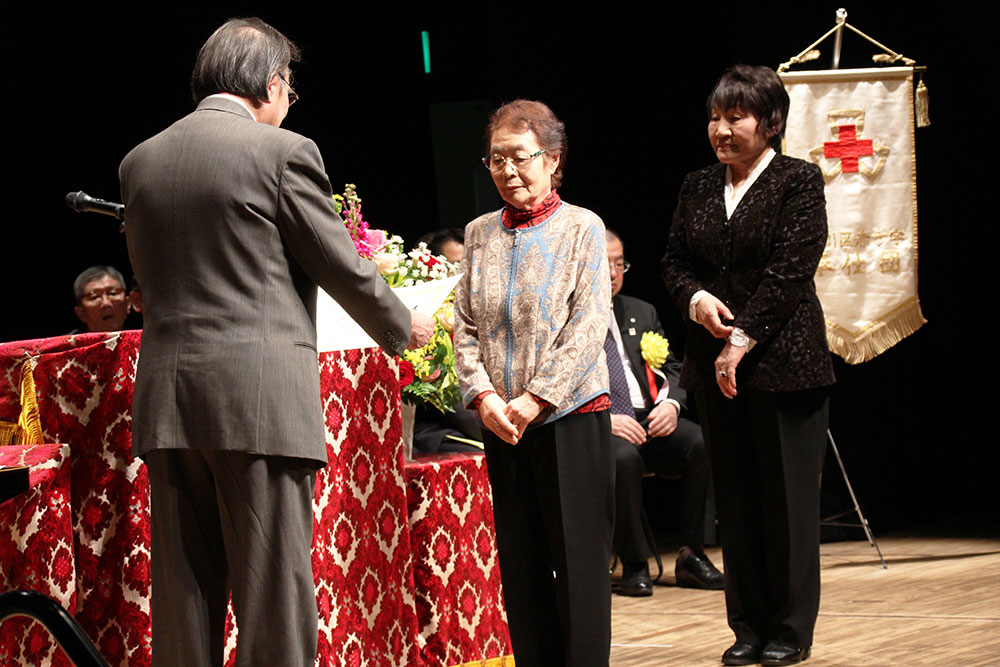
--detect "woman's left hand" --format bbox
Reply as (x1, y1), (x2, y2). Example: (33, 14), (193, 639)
(714, 342), (746, 399)
(505, 393), (544, 439)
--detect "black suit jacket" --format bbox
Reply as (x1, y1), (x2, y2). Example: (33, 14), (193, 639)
(661, 154), (835, 393)
(612, 293), (688, 416)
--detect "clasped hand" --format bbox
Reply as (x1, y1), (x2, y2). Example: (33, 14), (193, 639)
(477, 392), (543, 444)
(611, 401), (679, 446)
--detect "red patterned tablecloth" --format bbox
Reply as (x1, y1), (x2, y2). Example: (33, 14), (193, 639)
(312, 348), (422, 666)
(0, 444), (75, 666)
(1, 333), (508, 667)
(1, 333), (148, 666)
(405, 453), (512, 666)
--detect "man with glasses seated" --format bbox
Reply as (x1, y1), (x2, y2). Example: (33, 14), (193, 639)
(72, 265), (131, 333)
(605, 230), (723, 596)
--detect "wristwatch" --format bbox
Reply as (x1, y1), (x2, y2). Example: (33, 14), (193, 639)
(729, 327), (751, 348)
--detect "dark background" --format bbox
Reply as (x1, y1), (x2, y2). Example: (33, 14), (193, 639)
(6, 5), (991, 534)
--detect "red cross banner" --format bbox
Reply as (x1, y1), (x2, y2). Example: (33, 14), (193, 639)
(780, 67), (926, 364)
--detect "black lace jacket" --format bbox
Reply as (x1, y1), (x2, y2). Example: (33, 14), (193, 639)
(662, 155), (836, 393)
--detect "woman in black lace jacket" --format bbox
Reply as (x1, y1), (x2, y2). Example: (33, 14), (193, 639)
(662, 65), (835, 667)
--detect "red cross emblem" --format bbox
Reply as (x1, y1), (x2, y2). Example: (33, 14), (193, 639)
(824, 125), (874, 173)
(809, 110), (889, 181)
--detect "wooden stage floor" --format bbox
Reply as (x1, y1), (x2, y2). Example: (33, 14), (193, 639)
(609, 531), (1000, 666)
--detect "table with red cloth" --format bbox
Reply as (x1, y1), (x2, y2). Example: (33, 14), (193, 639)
(0, 332), (510, 667)
(0, 444), (75, 666)
(405, 452), (512, 666)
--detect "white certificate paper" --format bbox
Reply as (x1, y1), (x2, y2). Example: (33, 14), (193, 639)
(316, 274), (462, 353)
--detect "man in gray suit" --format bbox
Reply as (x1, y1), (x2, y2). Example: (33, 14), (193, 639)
(120, 18), (433, 666)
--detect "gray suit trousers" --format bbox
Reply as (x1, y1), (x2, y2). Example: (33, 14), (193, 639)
(146, 450), (319, 667)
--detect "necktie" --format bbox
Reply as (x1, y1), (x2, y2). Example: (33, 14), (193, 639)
(604, 328), (635, 418)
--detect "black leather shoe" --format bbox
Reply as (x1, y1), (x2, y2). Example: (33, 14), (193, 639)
(722, 641), (761, 665)
(675, 551), (725, 589)
(760, 642), (811, 665)
(617, 562), (653, 597)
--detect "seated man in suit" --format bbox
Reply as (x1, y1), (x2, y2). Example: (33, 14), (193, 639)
(606, 230), (723, 596)
(72, 265), (130, 333)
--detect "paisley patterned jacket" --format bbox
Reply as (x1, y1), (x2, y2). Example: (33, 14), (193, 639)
(661, 155), (835, 393)
(455, 202), (611, 421)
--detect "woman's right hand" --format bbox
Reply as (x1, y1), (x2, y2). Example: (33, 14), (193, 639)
(695, 294), (735, 339)
(478, 393), (520, 445)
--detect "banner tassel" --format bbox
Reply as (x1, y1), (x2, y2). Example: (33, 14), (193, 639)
(915, 75), (931, 128)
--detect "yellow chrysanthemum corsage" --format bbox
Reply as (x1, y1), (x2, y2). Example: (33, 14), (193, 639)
(640, 331), (670, 370)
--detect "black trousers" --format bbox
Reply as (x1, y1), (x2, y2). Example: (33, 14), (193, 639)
(697, 387), (829, 649)
(612, 412), (709, 563)
(483, 411), (613, 667)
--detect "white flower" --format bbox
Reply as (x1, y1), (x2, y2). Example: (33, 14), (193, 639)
(374, 252), (400, 274)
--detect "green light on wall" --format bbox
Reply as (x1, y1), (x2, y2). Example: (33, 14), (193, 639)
(422, 31), (431, 74)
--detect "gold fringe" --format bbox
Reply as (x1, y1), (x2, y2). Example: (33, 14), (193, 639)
(915, 76), (930, 128)
(17, 358), (43, 444)
(0, 420), (19, 446)
(0, 358), (44, 447)
(447, 655), (516, 667)
(827, 301), (927, 365)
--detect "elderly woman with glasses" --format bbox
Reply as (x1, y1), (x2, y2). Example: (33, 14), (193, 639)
(662, 65), (836, 666)
(454, 99), (613, 666)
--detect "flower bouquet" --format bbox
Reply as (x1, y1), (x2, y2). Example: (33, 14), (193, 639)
(334, 184), (462, 413)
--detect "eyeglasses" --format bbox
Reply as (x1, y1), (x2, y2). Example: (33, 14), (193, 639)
(81, 286), (126, 305)
(609, 260), (631, 273)
(281, 75), (298, 106)
(482, 149), (546, 173)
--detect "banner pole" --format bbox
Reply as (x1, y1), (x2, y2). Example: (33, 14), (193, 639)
(831, 8), (847, 69)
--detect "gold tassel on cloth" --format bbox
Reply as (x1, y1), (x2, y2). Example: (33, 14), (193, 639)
(0, 421), (17, 447)
(0, 357), (44, 446)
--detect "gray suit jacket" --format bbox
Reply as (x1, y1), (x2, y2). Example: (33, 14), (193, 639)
(120, 96), (410, 464)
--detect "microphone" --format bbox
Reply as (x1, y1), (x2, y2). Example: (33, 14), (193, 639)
(66, 191), (125, 221)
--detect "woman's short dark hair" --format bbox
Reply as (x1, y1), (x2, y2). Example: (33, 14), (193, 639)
(191, 17), (301, 104)
(707, 65), (789, 150)
(485, 99), (568, 189)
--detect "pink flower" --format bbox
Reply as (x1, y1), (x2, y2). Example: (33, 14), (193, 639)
(366, 229), (388, 252)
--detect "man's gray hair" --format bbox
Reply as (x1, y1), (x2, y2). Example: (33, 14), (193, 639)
(73, 266), (125, 303)
(190, 17), (301, 104)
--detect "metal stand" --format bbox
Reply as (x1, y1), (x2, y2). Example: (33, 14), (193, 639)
(822, 429), (887, 568)
(0, 590), (109, 667)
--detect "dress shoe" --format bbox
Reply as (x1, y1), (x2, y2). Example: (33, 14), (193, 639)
(760, 642), (811, 665)
(616, 562), (653, 597)
(722, 641), (761, 666)
(675, 551), (725, 589)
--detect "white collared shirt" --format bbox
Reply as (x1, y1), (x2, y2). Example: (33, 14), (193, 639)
(724, 147), (776, 219)
(688, 147), (776, 350)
